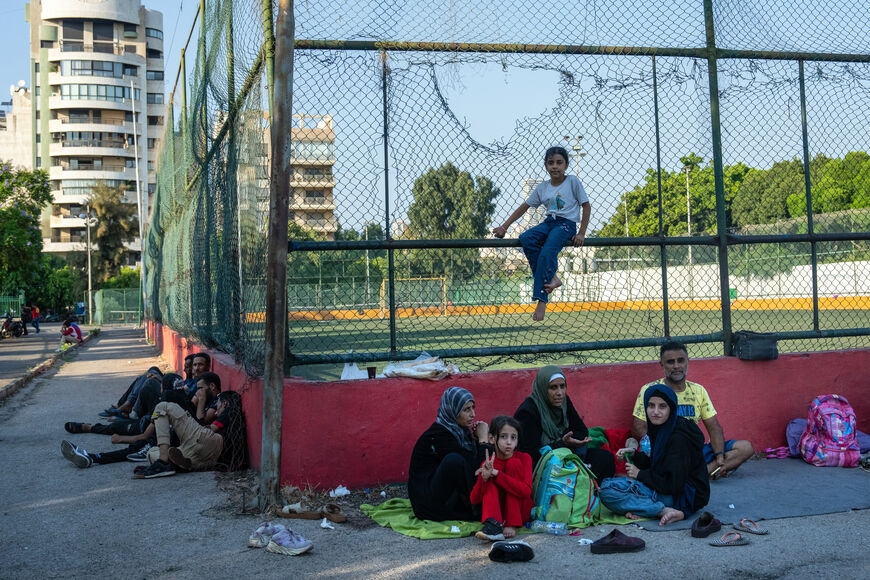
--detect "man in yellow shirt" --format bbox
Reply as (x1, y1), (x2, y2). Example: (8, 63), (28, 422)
(630, 341), (754, 479)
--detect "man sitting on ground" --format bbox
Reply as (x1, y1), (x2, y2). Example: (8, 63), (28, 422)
(184, 353), (211, 396)
(630, 341), (754, 480)
(138, 372), (247, 478)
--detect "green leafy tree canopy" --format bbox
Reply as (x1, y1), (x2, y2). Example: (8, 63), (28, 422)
(0, 162), (51, 295)
(406, 162), (499, 279)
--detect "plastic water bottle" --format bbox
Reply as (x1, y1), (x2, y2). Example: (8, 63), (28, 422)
(640, 435), (651, 455)
(530, 520), (568, 535)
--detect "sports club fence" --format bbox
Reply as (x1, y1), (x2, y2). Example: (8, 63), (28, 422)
(146, 0), (870, 378)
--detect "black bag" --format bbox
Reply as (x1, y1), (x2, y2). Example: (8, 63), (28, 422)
(732, 331), (778, 361)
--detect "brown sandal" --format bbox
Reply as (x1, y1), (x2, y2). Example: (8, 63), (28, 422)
(320, 503), (348, 523)
(275, 503), (321, 520)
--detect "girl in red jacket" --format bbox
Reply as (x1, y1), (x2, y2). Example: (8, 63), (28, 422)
(472, 415), (534, 540)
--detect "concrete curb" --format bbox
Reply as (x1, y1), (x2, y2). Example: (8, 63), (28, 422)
(0, 332), (98, 403)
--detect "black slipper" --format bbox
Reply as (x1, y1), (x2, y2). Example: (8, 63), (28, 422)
(64, 422), (85, 434)
(691, 511), (722, 538)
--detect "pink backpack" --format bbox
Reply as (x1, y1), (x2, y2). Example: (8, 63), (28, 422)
(799, 394), (860, 467)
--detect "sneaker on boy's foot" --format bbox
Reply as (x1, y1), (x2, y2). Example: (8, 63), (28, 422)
(126, 443), (152, 462)
(475, 517), (505, 542)
(137, 459), (176, 479)
(489, 540), (535, 563)
(167, 447), (193, 471)
(248, 522), (287, 548)
(265, 529), (313, 556)
(61, 439), (93, 468)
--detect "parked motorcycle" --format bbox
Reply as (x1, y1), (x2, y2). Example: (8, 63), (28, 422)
(0, 314), (23, 339)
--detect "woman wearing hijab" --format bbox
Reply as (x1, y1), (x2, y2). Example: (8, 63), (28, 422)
(408, 386), (492, 521)
(598, 384), (710, 526)
(513, 365), (615, 480)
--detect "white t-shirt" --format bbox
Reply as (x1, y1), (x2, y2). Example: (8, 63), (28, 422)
(525, 174), (589, 223)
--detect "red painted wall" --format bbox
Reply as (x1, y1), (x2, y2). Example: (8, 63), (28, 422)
(147, 321), (870, 489)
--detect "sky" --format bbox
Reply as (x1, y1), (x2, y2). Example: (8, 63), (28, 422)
(2, 1), (867, 234)
(0, 1), (200, 104)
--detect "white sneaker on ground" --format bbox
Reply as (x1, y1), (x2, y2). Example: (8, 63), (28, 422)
(265, 529), (313, 556)
(248, 522), (287, 548)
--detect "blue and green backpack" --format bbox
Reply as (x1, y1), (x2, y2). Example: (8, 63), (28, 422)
(531, 446), (600, 527)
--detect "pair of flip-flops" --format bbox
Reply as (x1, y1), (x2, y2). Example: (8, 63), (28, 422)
(764, 446), (789, 459)
(709, 518), (769, 546)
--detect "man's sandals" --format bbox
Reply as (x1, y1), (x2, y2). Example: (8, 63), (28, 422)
(276, 502), (347, 523)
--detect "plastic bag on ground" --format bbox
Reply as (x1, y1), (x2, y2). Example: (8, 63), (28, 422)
(382, 353), (459, 380)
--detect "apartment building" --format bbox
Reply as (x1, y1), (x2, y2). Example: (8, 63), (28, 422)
(27, 0), (164, 263)
(239, 112), (338, 239)
(0, 85), (33, 168)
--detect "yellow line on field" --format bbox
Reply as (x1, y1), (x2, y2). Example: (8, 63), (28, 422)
(243, 296), (870, 323)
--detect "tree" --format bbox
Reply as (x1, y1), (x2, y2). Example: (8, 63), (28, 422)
(0, 162), (51, 296)
(28, 255), (75, 312)
(89, 184), (139, 283)
(594, 155), (748, 266)
(406, 162), (499, 279)
(102, 266), (141, 289)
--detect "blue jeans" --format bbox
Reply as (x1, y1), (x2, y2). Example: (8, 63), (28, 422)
(598, 477), (674, 518)
(518, 216), (576, 303)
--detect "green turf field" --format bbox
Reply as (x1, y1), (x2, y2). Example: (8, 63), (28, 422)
(280, 307), (870, 380)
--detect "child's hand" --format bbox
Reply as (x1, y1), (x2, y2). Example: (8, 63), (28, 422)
(572, 233), (586, 247)
(492, 225), (507, 238)
(478, 449), (496, 480)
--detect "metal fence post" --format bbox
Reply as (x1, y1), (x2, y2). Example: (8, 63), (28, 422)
(652, 55), (670, 337)
(703, 0), (733, 355)
(225, 1), (242, 354)
(799, 60), (821, 331)
(381, 50), (397, 358)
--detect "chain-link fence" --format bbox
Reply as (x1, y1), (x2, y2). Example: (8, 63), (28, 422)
(92, 288), (141, 325)
(145, 0), (870, 378)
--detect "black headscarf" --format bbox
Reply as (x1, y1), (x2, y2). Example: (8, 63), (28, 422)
(644, 383), (678, 467)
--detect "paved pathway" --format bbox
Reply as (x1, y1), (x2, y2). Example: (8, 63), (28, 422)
(0, 327), (868, 579)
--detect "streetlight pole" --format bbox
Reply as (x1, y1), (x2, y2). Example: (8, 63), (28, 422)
(82, 202), (93, 325)
(131, 79), (145, 323)
(683, 164), (694, 299)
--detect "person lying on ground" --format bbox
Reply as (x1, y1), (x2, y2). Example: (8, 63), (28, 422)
(513, 365), (615, 481)
(61, 374), (186, 468)
(630, 341), (754, 479)
(62, 373), (247, 473)
(409, 386), (492, 522)
(137, 388), (247, 478)
(102, 367), (164, 419)
(599, 383), (710, 526)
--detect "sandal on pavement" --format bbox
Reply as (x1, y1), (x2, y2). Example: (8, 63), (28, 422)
(320, 503), (348, 523)
(275, 503), (321, 520)
(709, 531), (749, 547)
(764, 446), (789, 459)
(734, 518), (769, 535)
(64, 422), (85, 434)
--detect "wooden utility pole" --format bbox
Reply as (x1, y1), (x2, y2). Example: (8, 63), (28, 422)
(260, 0), (294, 508)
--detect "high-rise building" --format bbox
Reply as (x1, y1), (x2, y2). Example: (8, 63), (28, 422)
(27, 0), (164, 263)
(246, 112), (338, 239)
(0, 84), (33, 168)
